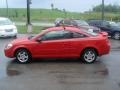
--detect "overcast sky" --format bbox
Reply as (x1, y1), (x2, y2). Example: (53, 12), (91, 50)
(0, 0), (119, 12)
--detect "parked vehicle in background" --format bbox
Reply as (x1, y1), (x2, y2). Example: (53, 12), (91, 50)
(4, 26), (110, 64)
(54, 18), (63, 26)
(0, 17), (17, 38)
(88, 20), (120, 40)
(72, 20), (101, 33)
(116, 22), (120, 26)
(54, 18), (101, 33)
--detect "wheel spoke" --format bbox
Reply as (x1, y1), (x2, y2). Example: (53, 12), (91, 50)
(83, 50), (96, 63)
(114, 33), (120, 40)
(17, 51), (29, 63)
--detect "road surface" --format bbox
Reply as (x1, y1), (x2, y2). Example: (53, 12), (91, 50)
(0, 35), (120, 90)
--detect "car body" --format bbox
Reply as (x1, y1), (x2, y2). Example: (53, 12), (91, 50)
(4, 26), (110, 64)
(117, 22), (120, 26)
(54, 18), (101, 33)
(0, 17), (17, 38)
(88, 20), (120, 40)
(72, 20), (101, 33)
(54, 18), (63, 26)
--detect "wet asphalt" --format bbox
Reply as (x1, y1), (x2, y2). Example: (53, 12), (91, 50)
(0, 35), (120, 90)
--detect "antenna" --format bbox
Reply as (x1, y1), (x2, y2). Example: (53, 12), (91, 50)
(61, 20), (66, 30)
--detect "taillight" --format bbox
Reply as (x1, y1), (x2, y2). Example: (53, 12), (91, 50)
(99, 32), (108, 37)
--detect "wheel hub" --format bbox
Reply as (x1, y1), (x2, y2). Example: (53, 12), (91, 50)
(84, 51), (95, 62)
(17, 51), (28, 62)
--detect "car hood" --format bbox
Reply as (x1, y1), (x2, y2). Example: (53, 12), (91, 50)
(10, 37), (30, 45)
(0, 25), (16, 30)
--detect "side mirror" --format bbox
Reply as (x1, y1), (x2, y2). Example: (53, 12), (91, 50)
(36, 38), (42, 42)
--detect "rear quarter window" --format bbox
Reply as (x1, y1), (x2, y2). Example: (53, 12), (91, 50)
(72, 32), (87, 38)
(83, 30), (98, 36)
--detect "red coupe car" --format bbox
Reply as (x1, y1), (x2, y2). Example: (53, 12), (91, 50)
(4, 26), (110, 64)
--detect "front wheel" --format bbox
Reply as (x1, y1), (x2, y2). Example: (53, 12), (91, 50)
(81, 49), (97, 64)
(15, 49), (31, 64)
(113, 32), (120, 40)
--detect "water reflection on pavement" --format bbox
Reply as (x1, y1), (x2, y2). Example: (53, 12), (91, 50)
(0, 35), (120, 90)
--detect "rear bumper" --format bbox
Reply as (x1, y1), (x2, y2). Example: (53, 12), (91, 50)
(99, 42), (111, 56)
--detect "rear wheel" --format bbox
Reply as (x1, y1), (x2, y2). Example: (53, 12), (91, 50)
(15, 49), (31, 64)
(81, 49), (97, 64)
(113, 32), (120, 40)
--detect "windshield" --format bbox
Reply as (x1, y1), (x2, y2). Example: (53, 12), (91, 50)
(0, 19), (13, 25)
(74, 20), (89, 26)
(109, 21), (119, 27)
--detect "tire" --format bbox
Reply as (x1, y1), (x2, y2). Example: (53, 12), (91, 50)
(13, 35), (17, 39)
(15, 49), (31, 64)
(81, 49), (97, 64)
(113, 32), (120, 40)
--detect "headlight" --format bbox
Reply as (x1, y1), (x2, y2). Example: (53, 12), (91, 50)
(5, 43), (13, 49)
(13, 27), (18, 32)
(13, 27), (17, 30)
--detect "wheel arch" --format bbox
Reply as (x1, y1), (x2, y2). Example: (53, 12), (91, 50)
(14, 47), (32, 57)
(80, 47), (99, 57)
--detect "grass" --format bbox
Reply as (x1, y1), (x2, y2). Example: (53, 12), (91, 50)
(9, 8), (120, 34)
(1, 8), (120, 34)
(0, 8), (82, 22)
(17, 25), (44, 34)
(0, 8), (120, 22)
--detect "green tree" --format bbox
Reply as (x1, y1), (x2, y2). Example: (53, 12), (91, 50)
(93, 4), (120, 13)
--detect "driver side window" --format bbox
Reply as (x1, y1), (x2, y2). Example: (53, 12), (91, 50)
(41, 30), (72, 41)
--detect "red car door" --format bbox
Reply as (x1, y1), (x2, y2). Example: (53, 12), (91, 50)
(33, 30), (74, 58)
(33, 30), (88, 58)
(34, 39), (69, 57)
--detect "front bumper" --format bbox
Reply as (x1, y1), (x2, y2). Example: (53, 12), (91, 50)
(4, 48), (14, 58)
(0, 30), (17, 37)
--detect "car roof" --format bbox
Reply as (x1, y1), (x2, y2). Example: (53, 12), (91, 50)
(46, 26), (84, 33)
(0, 17), (8, 20)
(38, 26), (86, 36)
(33, 26), (95, 40)
(88, 19), (107, 22)
(46, 26), (93, 36)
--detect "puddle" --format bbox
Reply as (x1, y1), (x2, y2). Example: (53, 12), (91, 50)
(7, 69), (21, 76)
(94, 69), (109, 76)
(59, 80), (102, 85)
(118, 82), (120, 87)
(0, 71), (7, 79)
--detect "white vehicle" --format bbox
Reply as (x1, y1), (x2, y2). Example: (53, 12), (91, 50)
(0, 17), (17, 38)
